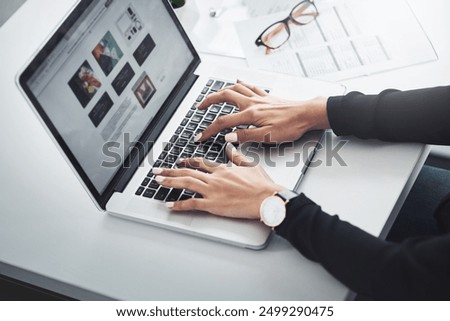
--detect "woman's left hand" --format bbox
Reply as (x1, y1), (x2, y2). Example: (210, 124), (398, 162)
(153, 144), (284, 219)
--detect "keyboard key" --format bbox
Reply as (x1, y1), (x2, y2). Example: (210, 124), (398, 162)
(186, 123), (198, 131)
(184, 144), (196, 154)
(135, 186), (145, 196)
(201, 87), (209, 95)
(195, 109), (206, 115)
(209, 143), (223, 153)
(206, 79), (214, 87)
(200, 121), (212, 128)
(203, 138), (215, 146)
(161, 162), (172, 168)
(181, 118), (189, 126)
(141, 177), (151, 186)
(153, 160), (163, 168)
(164, 143), (173, 152)
(148, 180), (160, 189)
(175, 139), (188, 147)
(166, 154), (178, 164)
(170, 135), (178, 143)
(206, 152), (218, 161)
(222, 105), (234, 113)
(170, 146), (183, 155)
(197, 145), (209, 154)
(196, 95), (204, 102)
(190, 104), (197, 110)
(186, 110), (194, 118)
(194, 193), (203, 199)
(143, 189), (156, 198)
(180, 152), (191, 159)
(211, 80), (225, 91)
(225, 82), (235, 87)
(184, 190), (195, 196)
(175, 126), (183, 135)
(205, 113), (216, 122)
(154, 187), (170, 201)
(158, 151), (168, 160)
(216, 135), (226, 144)
(166, 189), (183, 202)
(216, 152), (227, 164)
(237, 124), (250, 129)
(210, 105), (221, 113)
(191, 115), (202, 123)
(179, 194), (192, 201)
(181, 131), (193, 139)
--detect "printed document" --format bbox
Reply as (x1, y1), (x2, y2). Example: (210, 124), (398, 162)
(236, 0), (437, 81)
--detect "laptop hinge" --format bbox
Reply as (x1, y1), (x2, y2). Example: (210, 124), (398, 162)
(113, 71), (200, 194)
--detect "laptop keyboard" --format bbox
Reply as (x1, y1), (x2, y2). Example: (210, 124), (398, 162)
(135, 79), (246, 202)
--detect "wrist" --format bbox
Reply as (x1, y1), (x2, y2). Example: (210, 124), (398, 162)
(300, 96), (330, 132)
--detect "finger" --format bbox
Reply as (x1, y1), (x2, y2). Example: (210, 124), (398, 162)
(220, 84), (254, 97)
(178, 157), (224, 173)
(167, 198), (209, 212)
(225, 143), (255, 167)
(237, 80), (268, 96)
(152, 167), (210, 183)
(225, 127), (276, 144)
(155, 176), (208, 194)
(198, 89), (247, 110)
(194, 112), (252, 142)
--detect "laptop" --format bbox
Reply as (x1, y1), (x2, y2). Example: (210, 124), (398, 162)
(18, 0), (344, 249)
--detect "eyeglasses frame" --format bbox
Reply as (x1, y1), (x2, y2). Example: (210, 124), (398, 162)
(255, 0), (319, 50)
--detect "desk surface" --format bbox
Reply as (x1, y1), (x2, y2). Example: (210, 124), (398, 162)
(0, 0), (446, 300)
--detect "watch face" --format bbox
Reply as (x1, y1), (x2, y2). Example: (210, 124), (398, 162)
(260, 196), (286, 227)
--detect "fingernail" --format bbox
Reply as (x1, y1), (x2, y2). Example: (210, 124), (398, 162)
(152, 168), (163, 175)
(194, 102), (200, 109)
(166, 202), (174, 209)
(194, 132), (203, 142)
(176, 158), (185, 164)
(155, 176), (165, 183)
(225, 132), (238, 143)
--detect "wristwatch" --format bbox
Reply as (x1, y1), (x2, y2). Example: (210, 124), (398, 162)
(260, 190), (298, 228)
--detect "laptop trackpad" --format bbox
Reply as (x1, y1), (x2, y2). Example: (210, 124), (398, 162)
(111, 195), (194, 226)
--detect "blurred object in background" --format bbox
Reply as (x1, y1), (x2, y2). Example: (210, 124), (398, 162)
(170, 0), (186, 9)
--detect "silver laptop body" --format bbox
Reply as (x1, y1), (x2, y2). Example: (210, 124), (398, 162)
(18, 0), (344, 249)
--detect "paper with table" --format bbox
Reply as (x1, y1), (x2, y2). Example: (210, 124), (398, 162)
(235, 0), (438, 81)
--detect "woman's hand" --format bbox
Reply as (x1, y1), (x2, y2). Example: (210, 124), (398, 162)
(194, 80), (330, 144)
(153, 144), (284, 219)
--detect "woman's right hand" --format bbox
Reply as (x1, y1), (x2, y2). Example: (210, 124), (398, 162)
(194, 80), (330, 144)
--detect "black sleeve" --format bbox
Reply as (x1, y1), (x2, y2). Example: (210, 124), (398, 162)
(327, 86), (450, 145)
(275, 194), (450, 300)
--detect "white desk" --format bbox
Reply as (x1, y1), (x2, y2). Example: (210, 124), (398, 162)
(0, 0), (444, 300)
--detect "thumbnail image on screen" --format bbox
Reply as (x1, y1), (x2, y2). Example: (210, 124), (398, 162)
(68, 60), (102, 108)
(92, 31), (124, 76)
(132, 72), (156, 108)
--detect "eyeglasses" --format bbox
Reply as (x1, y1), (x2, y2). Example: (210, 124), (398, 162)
(255, 0), (319, 54)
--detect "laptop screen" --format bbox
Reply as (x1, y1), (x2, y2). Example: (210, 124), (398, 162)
(20, 0), (197, 203)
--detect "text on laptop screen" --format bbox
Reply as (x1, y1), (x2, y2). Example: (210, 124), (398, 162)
(26, 0), (194, 193)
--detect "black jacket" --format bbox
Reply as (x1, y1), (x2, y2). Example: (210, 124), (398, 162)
(275, 86), (450, 300)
